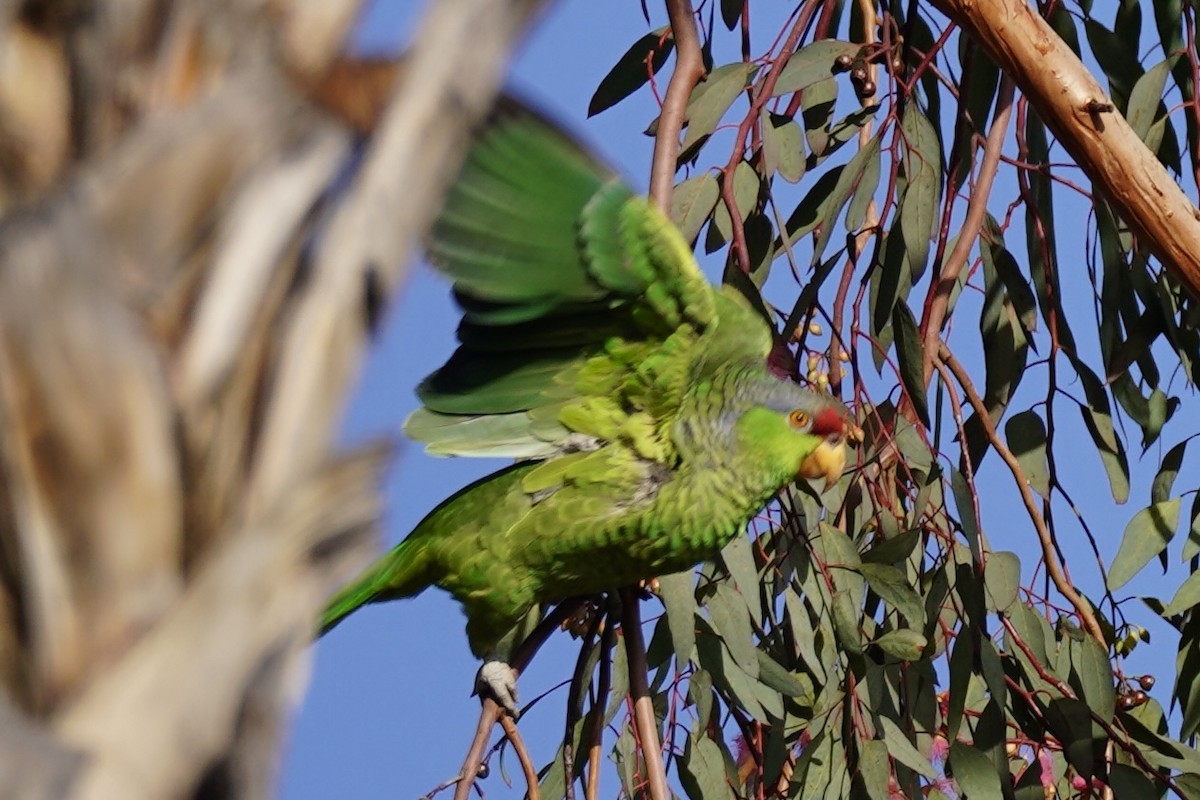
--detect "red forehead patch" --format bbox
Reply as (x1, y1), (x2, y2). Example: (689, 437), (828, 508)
(811, 406), (845, 436)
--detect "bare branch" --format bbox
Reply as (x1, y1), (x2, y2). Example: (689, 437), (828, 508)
(649, 0), (706, 213)
(919, 75), (1014, 383)
(620, 588), (669, 800)
(934, 343), (1105, 646)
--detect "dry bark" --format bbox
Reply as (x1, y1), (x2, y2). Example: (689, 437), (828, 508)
(0, 1), (547, 798)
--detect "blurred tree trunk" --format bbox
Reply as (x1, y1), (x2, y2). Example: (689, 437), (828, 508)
(0, 1), (545, 798)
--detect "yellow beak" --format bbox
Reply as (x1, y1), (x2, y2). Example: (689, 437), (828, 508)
(798, 440), (847, 491)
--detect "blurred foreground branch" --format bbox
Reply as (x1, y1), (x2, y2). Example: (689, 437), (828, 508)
(0, 1), (548, 798)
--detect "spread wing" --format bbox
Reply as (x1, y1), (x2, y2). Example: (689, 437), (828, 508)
(405, 102), (772, 480)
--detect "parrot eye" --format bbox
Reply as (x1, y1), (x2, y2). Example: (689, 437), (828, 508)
(788, 410), (810, 429)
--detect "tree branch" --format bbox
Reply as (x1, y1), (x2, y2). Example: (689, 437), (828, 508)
(649, 0), (706, 213)
(620, 587), (669, 800)
(934, 343), (1105, 647)
(930, 0), (1200, 298)
(919, 75), (1014, 384)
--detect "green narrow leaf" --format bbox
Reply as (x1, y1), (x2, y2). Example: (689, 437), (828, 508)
(705, 581), (759, 678)
(679, 733), (737, 800)
(878, 716), (936, 778)
(983, 551), (1020, 612)
(1108, 499), (1182, 589)
(811, 133), (882, 263)
(1044, 697), (1103, 780)
(811, 104), (881, 166)
(720, 535), (762, 626)
(832, 589), (863, 655)
(846, 141), (882, 232)
(589, 28), (674, 117)
(1073, 635), (1116, 722)
(658, 571), (698, 665)
(759, 110), (779, 178)
(1074, 363), (1130, 504)
(857, 739), (891, 800)
(873, 629), (928, 660)
(948, 742), (1003, 800)
(782, 166), (842, 243)
(858, 562), (926, 626)
(1084, 18), (1142, 106)
(771, 40), (861, 96)
(871, 224), (909, 340)
(947, 628), (972, 739)
(689, 668), (714, 729)
(681, 62), (757, 151)
(1107, 764), (1160, 799)
(892, 302), (930, 427)
(1005, 410), (1050, 498)
(719, 0), (741, 30)
(1152, 439), (1188, 504)
(1183, 492), (1200, 562)
(861, 528), (921, 565)
(755, 650), (813, 698)
(671, 172), (720, 245)
(899, 106), (942, 279)
(771, 114), (807, 183)
(956, 46), (999, 192)
(1163, 569), (1200, 616)
(951, 469), (982, 561)
(612, 725), (638, 796)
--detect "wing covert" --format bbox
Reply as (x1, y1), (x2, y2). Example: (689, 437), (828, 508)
(407, 101), (772, 466)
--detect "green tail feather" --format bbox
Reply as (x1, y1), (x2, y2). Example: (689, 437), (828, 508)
(319, 538), (431, 635)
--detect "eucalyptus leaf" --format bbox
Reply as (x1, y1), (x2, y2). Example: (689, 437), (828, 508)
(1108, 499), (1182, 589)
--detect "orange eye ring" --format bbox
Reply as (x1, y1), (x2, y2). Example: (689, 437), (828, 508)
(788, 410), (810, 429)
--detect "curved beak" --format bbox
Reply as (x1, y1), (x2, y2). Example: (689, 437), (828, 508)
(797, 440), (847, 491)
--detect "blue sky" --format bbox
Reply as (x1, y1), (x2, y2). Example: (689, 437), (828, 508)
(282, 5), (666, 798)
(281, 3), (1192, 798)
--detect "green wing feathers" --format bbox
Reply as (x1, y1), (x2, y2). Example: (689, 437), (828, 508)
(408, 104), (753, 463)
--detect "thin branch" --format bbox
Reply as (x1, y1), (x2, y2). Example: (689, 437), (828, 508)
(586, 599), (618, 800)
(934, 343), (1105, 646)
(649, 0), (706, 213)
(919, 75), (1014, 384)
(453, 599), (586, 800)
(499, 715), (540, 800)
(619, 587), (669, 800)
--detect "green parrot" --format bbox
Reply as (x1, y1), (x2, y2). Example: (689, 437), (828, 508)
(321, 103), (853, 712)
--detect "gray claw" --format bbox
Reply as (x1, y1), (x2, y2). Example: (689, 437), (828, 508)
(476, 660), (519, 716)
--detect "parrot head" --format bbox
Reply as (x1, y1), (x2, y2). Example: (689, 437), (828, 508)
(791, 403), (854, 490)
(727, 375), (857, 491)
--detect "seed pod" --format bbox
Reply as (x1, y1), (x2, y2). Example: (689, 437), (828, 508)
(1139, 674), (1156, 690)
(858, 80), (877, 99)
(834, 53), (854, 72)
(850, 66), (868, 83)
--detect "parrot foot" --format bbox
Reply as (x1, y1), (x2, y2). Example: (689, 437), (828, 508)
(476, 660), (519, 716)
